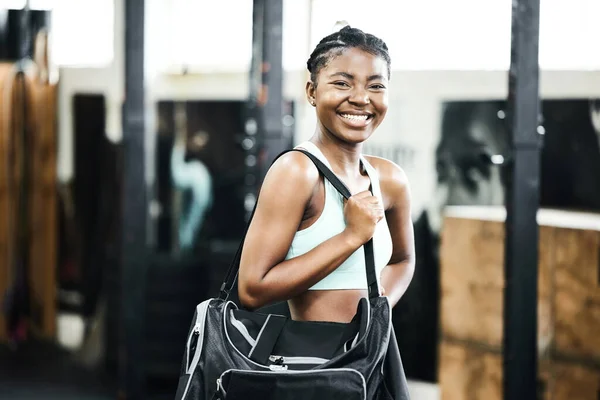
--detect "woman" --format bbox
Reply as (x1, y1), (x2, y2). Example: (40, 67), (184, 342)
(238, 26), (415, 324)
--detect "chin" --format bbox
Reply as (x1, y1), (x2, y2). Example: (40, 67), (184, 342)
(321, 120), (376, 145)
(338, 128), (374, 144)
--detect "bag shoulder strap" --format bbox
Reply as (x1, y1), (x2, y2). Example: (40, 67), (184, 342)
(219, 148), (379, 301)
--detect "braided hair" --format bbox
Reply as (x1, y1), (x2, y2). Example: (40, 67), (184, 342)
(306, 26), (391, 85)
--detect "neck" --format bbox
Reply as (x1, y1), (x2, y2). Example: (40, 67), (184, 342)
(309, 130), (363, 178)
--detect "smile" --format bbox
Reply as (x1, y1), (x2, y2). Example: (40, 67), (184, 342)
(340, 113), (369, 121)
(338, 113), (373, 127)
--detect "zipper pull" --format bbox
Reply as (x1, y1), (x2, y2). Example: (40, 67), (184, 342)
(187, 328), (201, 370)
(269, 355), (285, 365)
(216, 378), (225, 398)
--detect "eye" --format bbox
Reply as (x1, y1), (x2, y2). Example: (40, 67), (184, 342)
(370, 84), (386, 90)
(332, 81), (350, 88)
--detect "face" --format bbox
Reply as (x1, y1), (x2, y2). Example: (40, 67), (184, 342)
(306, 47), (389, 144)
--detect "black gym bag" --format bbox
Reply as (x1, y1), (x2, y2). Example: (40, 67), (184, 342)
(174, 149), (410, 400)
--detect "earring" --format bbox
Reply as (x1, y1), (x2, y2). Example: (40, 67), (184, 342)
(310, 100), (316, 106)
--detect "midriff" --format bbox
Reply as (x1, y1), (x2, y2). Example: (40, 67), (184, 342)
(288, 289), (368, 323)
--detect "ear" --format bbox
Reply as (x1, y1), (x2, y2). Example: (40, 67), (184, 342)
(305, 80), (316, 107)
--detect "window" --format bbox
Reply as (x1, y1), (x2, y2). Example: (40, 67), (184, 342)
(50, 0), (114, 67)
(20, 0), (592, 71)
(147, 0), (253, 73)
(0, 0), (114, 67)
(146, 0), (309, 74)
(310, 0), (600, 70)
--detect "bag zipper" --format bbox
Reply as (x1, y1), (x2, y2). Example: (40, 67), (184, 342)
(268, 355), (329, 365)
(223, 299), (373, 370)
(216, 368), (366, 400)
(180, 300), (211, 399)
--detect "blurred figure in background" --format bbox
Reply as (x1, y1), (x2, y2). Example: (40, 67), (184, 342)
(170, 103), (213, 251)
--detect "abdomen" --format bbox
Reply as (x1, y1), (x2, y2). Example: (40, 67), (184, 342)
(288, 289), (368, 323)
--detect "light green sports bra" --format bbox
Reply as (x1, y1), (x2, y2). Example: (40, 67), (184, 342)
(285, 142), (394, 290)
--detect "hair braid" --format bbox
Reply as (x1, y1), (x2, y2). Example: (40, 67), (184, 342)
(306, 26), (391, 84)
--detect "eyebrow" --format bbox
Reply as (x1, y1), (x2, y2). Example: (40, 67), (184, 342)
(328, 72), (387, 81)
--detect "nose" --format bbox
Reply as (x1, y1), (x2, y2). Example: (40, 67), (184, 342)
(348, 86), (370, 106)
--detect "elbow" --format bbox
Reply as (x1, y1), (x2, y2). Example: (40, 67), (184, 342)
(237, 281), (266, 311)
(238, 290), (261, 311)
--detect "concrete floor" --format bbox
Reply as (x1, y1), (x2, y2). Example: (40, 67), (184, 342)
(0, 341), (116, 400)
(407, 380), (440, 399)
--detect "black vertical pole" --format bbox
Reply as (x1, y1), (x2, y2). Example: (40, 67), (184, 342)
(121, 0), (146, 398)
(259, 0), (286, 181)
(244, 0), (284, 218)
(503, 0), (541, 399)
(242, 0), (265, 221)
(248, 0), (264, 110)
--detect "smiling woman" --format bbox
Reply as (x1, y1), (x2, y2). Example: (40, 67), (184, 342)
(238, 25), (414, 322)
(165, 25), (417, 400)
(234, 25), (413, 397)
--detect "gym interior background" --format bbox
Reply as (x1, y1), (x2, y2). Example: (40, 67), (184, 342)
(0, 0), (599, 399)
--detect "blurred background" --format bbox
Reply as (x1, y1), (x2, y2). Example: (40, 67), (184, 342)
(0, 0), (599, 399)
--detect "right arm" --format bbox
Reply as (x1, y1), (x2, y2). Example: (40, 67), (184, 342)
(237, 152), (382, 310)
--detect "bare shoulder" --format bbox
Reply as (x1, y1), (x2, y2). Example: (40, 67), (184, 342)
(266, 150), (320, 187)
(363, 155), (411, 208)
(244, 150), (321, 256)
(259, 150), (321, 203)
(364, 155), (409, 187)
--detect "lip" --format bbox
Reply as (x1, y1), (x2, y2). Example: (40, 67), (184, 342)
(337, 111), (373, 117)
(337, 112), (374, 128)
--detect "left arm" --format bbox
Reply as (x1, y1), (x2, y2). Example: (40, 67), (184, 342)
(369, 157), (416, 307)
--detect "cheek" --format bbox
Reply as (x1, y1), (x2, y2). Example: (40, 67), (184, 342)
(317, 88), (345, 105)
(376, 94), (389, 118)
(315, 92), (344, 119)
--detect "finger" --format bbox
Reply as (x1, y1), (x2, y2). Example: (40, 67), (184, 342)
(374, 208), (385, 221)
(353, 196), (379, 208)
(367, 196), (381, 205)
(368, 201), (384, 211)
(352, 190), (372, 199)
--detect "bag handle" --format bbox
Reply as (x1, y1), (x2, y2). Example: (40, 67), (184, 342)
(219, 149), (380, 301)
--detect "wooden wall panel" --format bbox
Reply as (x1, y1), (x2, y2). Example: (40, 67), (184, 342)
(0, 63), (15, 342)
(552, 360), (600, 400)
(439, 209), (600, 399)
(0, 60), (58, 343)
(439, 340), (600, 400)
(553, 228), (600, 361)
(27, 78), (58, 339)
(440, 217), (553, 351)
(438, 340), (503, 400)
(0, 62), (27, 343)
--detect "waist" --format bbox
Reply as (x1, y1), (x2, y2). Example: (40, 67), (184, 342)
(288, 289), (368, 323)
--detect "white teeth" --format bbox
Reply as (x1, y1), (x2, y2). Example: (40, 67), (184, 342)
(341, 114), (369, 121)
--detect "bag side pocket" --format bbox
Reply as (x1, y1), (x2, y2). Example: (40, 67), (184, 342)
(177, 300), (212, 399)
(217, 368), (366, 400)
